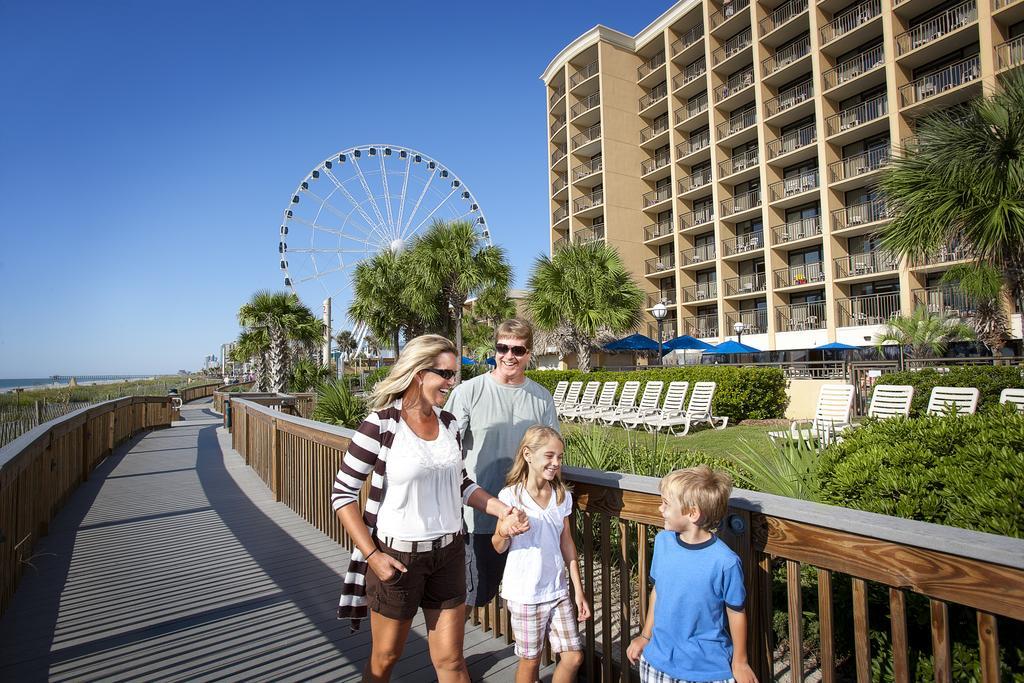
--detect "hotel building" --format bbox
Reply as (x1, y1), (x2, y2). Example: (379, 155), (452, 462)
(542, 0), (1023, 352)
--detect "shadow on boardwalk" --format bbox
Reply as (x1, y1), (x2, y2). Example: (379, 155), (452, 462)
(0, 402), (531, 681)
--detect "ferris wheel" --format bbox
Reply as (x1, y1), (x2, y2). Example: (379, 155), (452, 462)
(279, 144), (491, 312)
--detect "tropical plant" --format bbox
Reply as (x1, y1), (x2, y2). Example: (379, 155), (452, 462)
(526, 241), (644, 371)
(727, 433), (820, 501)
(231, 328), (270, 391)
(312, 379), (368, 429)
(238, 291), (323, 392)
(461, 320), (496, 364)
(877, 71), (1024, 316)
(405, 219), (512, 378)
(335, 329), (358, 360)
(289, 357), (333, 393)
(939, 263), (1010, 356)
(347, 249), (420, 355)
(873, 306), (975, 360)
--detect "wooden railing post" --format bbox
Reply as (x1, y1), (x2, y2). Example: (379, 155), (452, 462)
(81, 418), (91, 483)
(270, 417), (282, 502)
(107, 405), (116, 454)
(724, 509), (773, 683)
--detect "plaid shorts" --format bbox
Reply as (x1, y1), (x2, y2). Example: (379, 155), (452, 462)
(639, 655), (734, 683)
(506, 595), (583, 659)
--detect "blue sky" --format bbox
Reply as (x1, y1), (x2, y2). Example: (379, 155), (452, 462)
(0, 0), (670, 377)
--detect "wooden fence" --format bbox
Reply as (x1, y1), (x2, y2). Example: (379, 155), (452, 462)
(0, 396), (173, 615)
(226, 397), (1024, 682)
(178, 381), (225, 403)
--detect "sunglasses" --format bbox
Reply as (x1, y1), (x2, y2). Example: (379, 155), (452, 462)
(495, 343), (529, 357)
(424, 368), (457, 380)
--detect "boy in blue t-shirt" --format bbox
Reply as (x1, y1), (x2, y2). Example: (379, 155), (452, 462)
(626, 466), (757, 683)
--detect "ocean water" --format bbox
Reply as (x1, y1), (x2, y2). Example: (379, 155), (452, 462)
(0, 376), (157, 392)
(0, 378), (60, 391)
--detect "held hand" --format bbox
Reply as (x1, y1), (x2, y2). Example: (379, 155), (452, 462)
(576, 594), (591, 622)
(367, 550), (406, 582)
(732, 661), (757, 683)
(501, 505), (530, 536)
(626, 635), (648, 664)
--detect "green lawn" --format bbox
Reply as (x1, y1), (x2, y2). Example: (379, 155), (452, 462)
(559, 421), (778, 463)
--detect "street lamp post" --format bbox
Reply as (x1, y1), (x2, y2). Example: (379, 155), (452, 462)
(734, 320), (745, 345)
(652, 302), (668, 366)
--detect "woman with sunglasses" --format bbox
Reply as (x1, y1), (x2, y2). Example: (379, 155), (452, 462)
(331, 334), (528, 682)
(444, 318), (560, 610)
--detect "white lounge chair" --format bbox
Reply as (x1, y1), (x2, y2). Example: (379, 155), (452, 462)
(551, 380), (569, 407)
(866, 384), (914, 419)
(926, 386), (979, 416)
(1000, 387), (1024, 413)
(607, 381), (663, 427)
(556, 381), (583, 418)
(577, 382), (619, 422)
(561, 381), (601, 421)
(770, 383), (855, 446)
(625, 381), (688, 430)
(646, 381), (728, 436)
(589, 381), (640, 424)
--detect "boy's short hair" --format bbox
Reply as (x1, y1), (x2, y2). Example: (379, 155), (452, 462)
(495, 318), (533, 350)
(660, 466), (733, 532)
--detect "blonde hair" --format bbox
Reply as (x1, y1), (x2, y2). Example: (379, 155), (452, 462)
(368, 334), (457, 411)
(660, 466), (733, 532)
(504, 425), (568, 504)
(495, 318), (533, 350)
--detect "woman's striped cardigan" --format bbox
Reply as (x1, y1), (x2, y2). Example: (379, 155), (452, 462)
(330, 399), (480, 628)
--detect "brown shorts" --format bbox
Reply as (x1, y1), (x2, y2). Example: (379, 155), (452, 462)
(365, 535), (467, 620)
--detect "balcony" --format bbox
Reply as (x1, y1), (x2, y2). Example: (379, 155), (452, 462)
(766, 123), (816, 160)
(822, 44), (885, 94)
(834, 250), (899, 279)
(820, 0), (882, 50)
(713, 28), (753, 70)
(772, 216), (822, 245)
(572, 156), (603, 182)
(769, 170), (820, 204)
(680, 207), (715, 231)
(726, 309), (768, 334)
(644, 219), (675, 243)
(683, 313), (719, 338)
(674, 96), (709, 130)
(724, 273), (767, 296)
(831, 200), (889, 232)
(997, 36), (1024, 71)
(550, 115), (566, 137)
(715, 68), (754, 103)
(638, 51), (666, 81)
(777, 301), (827, 331)
(570, 60), (599, 89)
(825, 95), (887, 139)
(910, 243), (975, 269)
(774, 261), (826, 288)
(681, 244), (717, 266)
(552, 204), (569, 224)
(718, 148), (759, 179)
(549, 84), (565, 108)
(677, 131), (712, 163)
(641, 152), (672, 177)
(552, 175), (567, 196)
(640, 118), (671, 144)
(683, 282), (718, 302)
(723, 231), (764, 257)
(647, 291), (678, 307)
(761, 35), (811, 81)
(645, 254), (677, 274)
(828, 146), (889, 186)
(552, 236), (567, 251)
(648, 319), (679, 342)
(642, 185), (673, 209)
(710, 0), (751, 31)
(764, 80), (814, 123)
(912, 286), (978, 317)
(899, 56), (981, 109)
(720, 188), (761, 219)
(671, 24), (705, 58)
(760, 0), (809, 39)
(551, 145), (567, 166)
(679, 167), (713, 195)
(673, 58), (707, 93)
(716, 108), (757, 141)
(837, 292), (901, 326)
(573, 189), (604, 214)
(571, 91), (600, 120)
(639, 83), (669, 113)
(573, 225), (605, 245)
(896, 2), (977, 63)
(571, 123), (602, 153)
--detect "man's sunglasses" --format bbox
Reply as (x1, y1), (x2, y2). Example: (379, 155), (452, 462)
(424, 368), (457, 380)
(495, 343), (529, 357)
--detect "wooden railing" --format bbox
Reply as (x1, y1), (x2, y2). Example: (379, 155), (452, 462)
(179, 381), (225, 403)
(0, 395), (174, 615)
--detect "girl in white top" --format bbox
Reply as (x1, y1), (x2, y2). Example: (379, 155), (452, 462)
(493, 426), (591, 683)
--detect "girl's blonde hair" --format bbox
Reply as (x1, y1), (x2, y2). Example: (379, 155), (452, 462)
(504, 425), (568, 504)
(368, 334), (458, 411)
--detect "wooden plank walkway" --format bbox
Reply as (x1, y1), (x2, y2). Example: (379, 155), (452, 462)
(0, 400), (546, 682)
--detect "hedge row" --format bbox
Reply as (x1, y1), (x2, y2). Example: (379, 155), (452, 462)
(524, 366), (788, 422)
(875, 365), (1024, 416)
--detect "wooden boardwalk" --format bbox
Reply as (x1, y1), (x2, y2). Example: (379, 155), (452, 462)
(0, 400), (544, 682)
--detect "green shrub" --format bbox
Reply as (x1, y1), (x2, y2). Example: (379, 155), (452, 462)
(875, 365), (1023, 416)
(526, 366), (788, 422)
(363, 366), (391, 395)
(312, 380), (368, 429)
(817, 408), (1024, 538)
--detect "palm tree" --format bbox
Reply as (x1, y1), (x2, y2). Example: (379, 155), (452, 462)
(526, 241), (644, 371)
(335, 330), (358, 360)
(877, 71), (1024, 315)
(238, 291), (322, 392)
(874, 306), (975, 362)
(231, 328), (269, 391)
(940, 263), (1010, 356)
(405, 220), (512, 378)
(348, 249), (419, 356)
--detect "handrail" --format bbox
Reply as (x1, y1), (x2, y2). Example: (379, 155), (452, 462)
(683, 313), (719, 337)
(712, 27), (753, 66)
(762, 34), (811, 76)
(898, 56), (980, 107)
(674, 57), (707, 90)
(571, 91), (601, 119)
(766, 122), (816, 159)
(820, 0), (881, 46)
(574, 189), (604, 212)
(642, 185), (672, 208)
(637, 51), (666, 80)
(681, 243), (717, 266)
(721, 188), (761, 217)
(765, 79), (813, 117)
(831, 199), (889, 229)
(678, 129), (711, 157)
(725, 308), (768, 332)
(572, 155), (603, 180)
(772, 215), (822, 244)
(997, 36), (1024, 71)
(822, 43), (884, 90)
(679, 167), (713, 193)
(671, 24), (704, 55)
(716, 107), (756, 139)
(837, 291), (901, 326)
(825, 94), (887, 136)
(723, 230), (764, 256)
(769, 169), (819, 201)
(639, 83), (668, 111)
(570, 60), (599, 88)
(896, 1), (976, 56)
(571, 122), (602, 150)
(759, 0), (808, 35)
(774, 261), (826, 287)
(641, 152), (671, 176)
(715, 67), (754, 102)
(643, 219), (674, 242)
(674, 93), (708, 123)
(828, 146), (889, 182)
(777, 300), (828, 329)
(710, 0), (750, 29)
(681, 207), (715, 229)
(724, 272), (767, 296)
(718, 147), (759, 177)
(682, 281), (718, 301)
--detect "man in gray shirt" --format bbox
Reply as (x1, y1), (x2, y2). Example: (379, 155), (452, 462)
(445, 318), (559, 606)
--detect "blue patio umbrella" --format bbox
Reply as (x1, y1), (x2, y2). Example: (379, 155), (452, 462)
(604, 333), (660, 352)
(816, 342), (861, 351)
(485, 357), (496, 366)
(461, 356), (478, 365)
(663, 335), (715, 351)
(704, 340), (762, 355)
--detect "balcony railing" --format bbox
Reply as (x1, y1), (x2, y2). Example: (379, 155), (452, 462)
(837, 292), (901, 326)
(778, 301), (827, 330)
(684, 313), (719, 338)
(552, 175), (567, 194)
(571, 91), (600, 118)
(822, 44), (885, 90)
(679, 130), (712, 156)
(820, 0), (881, 46)
(681, 207), (715, 229)
(570, 60), (599, 88)
(648, 319), (679, 342)
(896, 1), (977, 56)
(683, 282), (718, 301)
(727, 309), (768, 334)
(674, 58), (707, 90)
(680, 167), (713, 194)
(770, 170), (820, 201)
(553, 204), (569, 223)
(899, 56), (981, 107)
(723, 231), (764, 256)
(638, 51), (666, 80)
(724, 273), (767, 296)
(645, 254), (677, 274)
(912, 286), (978, 317)
(551, 145), (567, 165)
(834, 249), (899, 278)
(573, 225), (605, 244)
(671, 24), (705, 55)
(713, 28), (753, 66)
(642, 186), (673, 208)
(997, 36), (1024, 71)
(682, 244), (717, 265)
(553, 236), (567, 251)
(675, 96), (709, 124)
(719, 147), (759, 177)
(710, 0), (751, 29)
(574, 189), (604, 213)
(760, 0), (809, 35)
(572, 156), (603, 180)
(721, 188), (761, 216)
(762, 35), (811, 76)
(767, 123), (816, 159)
(642, 152), (672, 176)
(550, 115), (565, 136)
(912, 243), (975, 267)
(716, 107), (757, 139)
(644, 219), (675, 241)
(772, 216), (822, 244)
(829, 146), (889, 183)
(639, 83), (669, 111)
(641, 118), (671, 143)
(774, 261), (826, 287)
(826, 95), (887, 136)
(647, 290), (678, 307)
(764, 79), (813, 117)
(715, 68), (754, 102)
(832, 200), (888, 229)
(549, 84), (565, 107)
(571, 122), (602, 150)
